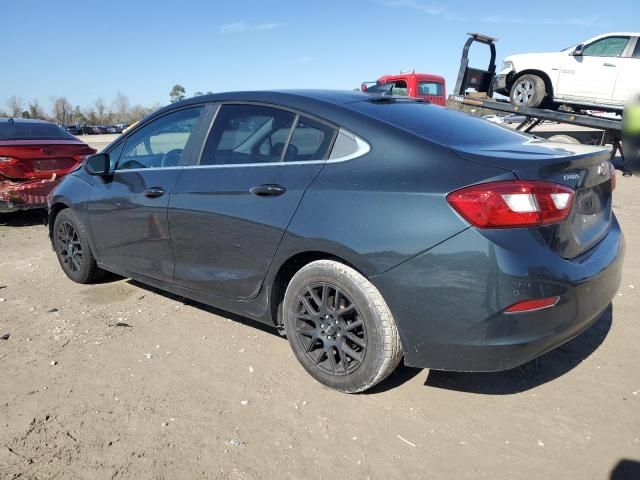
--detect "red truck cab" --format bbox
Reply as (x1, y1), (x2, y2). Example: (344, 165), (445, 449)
(361, 72), (447, 106)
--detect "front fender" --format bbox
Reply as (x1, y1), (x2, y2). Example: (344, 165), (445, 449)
(47, 173), (99, 259)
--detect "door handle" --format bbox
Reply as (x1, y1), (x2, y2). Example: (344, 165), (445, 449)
(143, 187), (165, 198)
(603, 63), (617, 67)
(250, 184), (286, 197)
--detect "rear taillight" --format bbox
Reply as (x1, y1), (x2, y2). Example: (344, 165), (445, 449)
(447, 180), (575, 228)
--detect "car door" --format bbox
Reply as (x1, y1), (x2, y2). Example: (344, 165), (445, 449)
(169, 103), (337, 299)
(87, 105), (208, 281)
(613, 37), (640, 104)
(557, 35), (631, 102)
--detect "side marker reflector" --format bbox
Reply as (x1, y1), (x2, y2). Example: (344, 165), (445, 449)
(504, 296), (560, 314)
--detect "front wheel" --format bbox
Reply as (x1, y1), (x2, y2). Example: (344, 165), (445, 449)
(509, 74), (547, 108)
(53, 208), (105, 284)
(283, 260), (403, 393)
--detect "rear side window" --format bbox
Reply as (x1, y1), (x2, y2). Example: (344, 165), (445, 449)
(633, 39), (640, 58)
(200, 104), (296, 165)
(418, 81), (444, 96)
(390, 80), (408, 97)
(582, 36), (630, 57)
(285, 117), (336, 162)
(0, 122), (76, 141)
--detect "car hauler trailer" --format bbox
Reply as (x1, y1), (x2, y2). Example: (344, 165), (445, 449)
(449, 33), (630, 175)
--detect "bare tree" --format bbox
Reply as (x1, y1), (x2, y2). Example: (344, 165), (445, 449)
(28, 99), (45, 119)
(94, 97), (106, 125)
(6, 96), (24, 117)
(112, 91), (130, 123)
(51, 96), (73, 125)
(129, 104), (149, 122)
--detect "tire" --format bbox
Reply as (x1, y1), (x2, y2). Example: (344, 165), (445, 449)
(53, 208), (105, 284)
(510, 74), (546, 108)
(547, 134), (581, 145)
(283, 260), (403, 393)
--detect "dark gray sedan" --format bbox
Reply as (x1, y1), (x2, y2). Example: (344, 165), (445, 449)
(48, 90), (623, 392)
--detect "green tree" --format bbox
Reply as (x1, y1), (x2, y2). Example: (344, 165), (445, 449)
(169, 84), (186, 103)
(73, 106), (87, 125)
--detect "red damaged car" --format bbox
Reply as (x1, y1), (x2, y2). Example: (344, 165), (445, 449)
(0, 118), (96, 212)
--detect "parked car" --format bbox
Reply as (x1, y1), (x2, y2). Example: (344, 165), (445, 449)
(48, 91), (623, 392)
(0, 118), (96, 212)
(361, 72), (447, 106)
(62, 125), (83, 135)
(80, 125), (95, 135)
(494, 32), (640, 110)
(502, 114), (527, 124)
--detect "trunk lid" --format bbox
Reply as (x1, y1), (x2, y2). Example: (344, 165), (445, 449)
(453, 138), (614, 258)
(0, 141), (95, 180)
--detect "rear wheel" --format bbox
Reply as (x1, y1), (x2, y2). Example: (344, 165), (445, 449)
(283, 260), (403, 393)
(510, 74), (546, 108)
(53, 209), (105, 284)
(547, 134), (581, 145)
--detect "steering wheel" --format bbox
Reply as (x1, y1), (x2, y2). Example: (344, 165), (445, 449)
(161, 149), (184, 167)
(118, 159), (146, 170)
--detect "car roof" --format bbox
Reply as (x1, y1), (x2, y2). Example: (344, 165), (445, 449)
(0, 117), (53, 124)
(149, 90), (393, 126)
(175, 90), (372, 108)
(378, 73), (446, 83)
(582, 32), (640, 43)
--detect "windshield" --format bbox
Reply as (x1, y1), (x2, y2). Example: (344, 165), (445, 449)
(363, 83), (394, 95)
(0, 122), (77, 141)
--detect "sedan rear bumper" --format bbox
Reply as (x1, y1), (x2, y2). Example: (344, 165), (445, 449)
(0, 178), (58, 212)
(370, 217), (624, 371)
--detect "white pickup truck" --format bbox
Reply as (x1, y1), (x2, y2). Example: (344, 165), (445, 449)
(494, 32), (640, 111)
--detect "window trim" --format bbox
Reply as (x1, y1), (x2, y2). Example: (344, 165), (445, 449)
(195, 101), (345, 168)
(186, 127), (369, 169)
(105, 101), (371, 172)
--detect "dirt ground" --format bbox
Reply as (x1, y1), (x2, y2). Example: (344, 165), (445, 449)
(1, 140), (639, 479)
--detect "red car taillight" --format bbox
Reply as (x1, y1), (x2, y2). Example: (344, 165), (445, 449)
(446, 180), (575, 228)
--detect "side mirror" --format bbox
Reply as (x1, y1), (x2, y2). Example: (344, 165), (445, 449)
(84, 153), (111, 176)
(572, 44), (584, 56)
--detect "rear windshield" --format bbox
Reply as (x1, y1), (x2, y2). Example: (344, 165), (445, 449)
(0, 122), (76, 141)
(349, 101), (527, 147)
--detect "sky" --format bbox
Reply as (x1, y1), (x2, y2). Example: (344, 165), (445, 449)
(2, 0), (639, 111)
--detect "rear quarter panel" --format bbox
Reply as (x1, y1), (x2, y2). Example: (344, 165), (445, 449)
(275, 126), (515, 277)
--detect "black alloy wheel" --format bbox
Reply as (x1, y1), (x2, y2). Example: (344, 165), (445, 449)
(294, 282), (367, 376)
(56, 220), (83, 274)
(52, 208), (105, 284)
